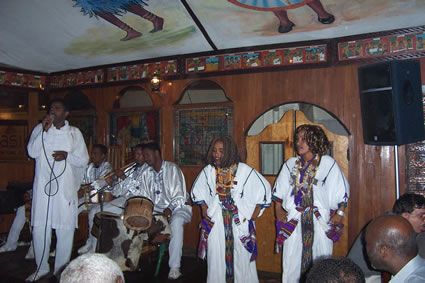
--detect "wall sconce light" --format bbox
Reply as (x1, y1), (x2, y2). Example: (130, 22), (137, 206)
(151, 72), (161, 92)
(150, 72), (167, 97)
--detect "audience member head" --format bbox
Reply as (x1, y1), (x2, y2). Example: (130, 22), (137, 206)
(365, 215), (417, 275)
(142, 142), (162, 170)
(60, 253), (124, 283)
(295, 124), (330, 156)
(305, 257), (365, 283)
(91, 144), (108, 166)
(392, 192), (425, 233)
(206, 136), (240, 168)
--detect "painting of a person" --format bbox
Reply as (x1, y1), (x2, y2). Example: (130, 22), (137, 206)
(228, 0), (335, 33)
(73, 0), (164, 41)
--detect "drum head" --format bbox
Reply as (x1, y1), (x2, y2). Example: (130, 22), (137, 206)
(124, 197), (153, 231)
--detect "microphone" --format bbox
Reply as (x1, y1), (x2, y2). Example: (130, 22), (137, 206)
(44, 114), (55, 132)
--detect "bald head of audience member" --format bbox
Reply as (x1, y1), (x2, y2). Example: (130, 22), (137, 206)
(306, 257), (365, 283)
(60, 253), (124, 283)
(365, 215), (418, 275)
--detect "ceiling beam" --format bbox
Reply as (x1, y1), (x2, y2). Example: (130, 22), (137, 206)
(180, 0), (217, 51)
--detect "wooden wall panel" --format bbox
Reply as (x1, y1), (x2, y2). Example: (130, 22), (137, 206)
(0, 162), (34, 190)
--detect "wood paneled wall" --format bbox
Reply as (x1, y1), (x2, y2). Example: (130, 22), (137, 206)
(2, 59), (424, 266)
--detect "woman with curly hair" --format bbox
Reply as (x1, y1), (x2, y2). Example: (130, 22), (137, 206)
(191, 136), (271, 282)
(273, 124), (349, 283)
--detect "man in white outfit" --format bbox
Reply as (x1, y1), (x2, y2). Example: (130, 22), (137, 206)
(76, 144), (113, 254)
(26, 98), (89, 281)
(140, 142), (192, 280)
(0, 191), (31, 254)
(78, 143), (148, 254)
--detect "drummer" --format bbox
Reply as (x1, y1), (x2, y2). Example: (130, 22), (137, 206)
(77, 144), (113, 254)
(139, 142), (192, 280)
(78, 143), (148, 255)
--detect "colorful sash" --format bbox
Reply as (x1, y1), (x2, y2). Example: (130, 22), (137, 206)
(240, 220), (258, 262)
(326, 209), (344, 242)
(275, 207), (344, 253)
(198, 215), (214, 260)
(275, 218), (299, 253)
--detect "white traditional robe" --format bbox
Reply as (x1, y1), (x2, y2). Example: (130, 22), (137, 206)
(27, 121), (88, 274)
(273, 155), (349, 283)
(78, 161), (113, 213)
(139, 161), (192, 269)
(82, 161), (113, 185)
(27, 121), (88, 229)
(111, 162), (148, 199)
(191, 163), (272, 283)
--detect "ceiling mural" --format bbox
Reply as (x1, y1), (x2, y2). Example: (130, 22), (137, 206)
(0, 0), (424, 73)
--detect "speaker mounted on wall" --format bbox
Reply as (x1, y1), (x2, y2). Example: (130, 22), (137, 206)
(358, 60), (425, 145)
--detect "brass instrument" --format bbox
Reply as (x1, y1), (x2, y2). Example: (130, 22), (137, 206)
(78, 161), (138, 208)
(102, 161), (138, 181)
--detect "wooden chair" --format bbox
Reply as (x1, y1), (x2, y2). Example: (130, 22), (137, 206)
(107, 143), (127, 170)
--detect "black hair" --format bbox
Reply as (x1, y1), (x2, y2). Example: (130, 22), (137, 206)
(205, 136), (240, 168)
(47, 98), (69, 113)
(92, 144), (107, 155)
(392, 193), (425, 215)
(306, 257), (365, 283)
(142, 142), (161, 156)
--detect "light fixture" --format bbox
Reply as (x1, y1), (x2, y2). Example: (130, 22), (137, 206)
(151, 72), (161, 93)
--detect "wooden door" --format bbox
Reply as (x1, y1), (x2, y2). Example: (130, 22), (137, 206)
(246, 110), (349, 273)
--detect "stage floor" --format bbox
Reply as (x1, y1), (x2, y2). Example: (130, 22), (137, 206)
(0, 243), (281, 282)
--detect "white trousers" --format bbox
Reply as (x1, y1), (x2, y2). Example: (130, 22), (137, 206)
(32, 226), (74, 274)
(4, 205), (27, 250)
(168, 205), (192, 269)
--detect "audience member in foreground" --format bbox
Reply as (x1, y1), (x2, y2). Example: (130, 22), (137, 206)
(306, 257), (365, 283)
(365, 215), (425, 283)
(60, 253), (124, 283)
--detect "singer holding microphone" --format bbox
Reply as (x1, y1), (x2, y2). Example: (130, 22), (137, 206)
(26, 98), (89, 281)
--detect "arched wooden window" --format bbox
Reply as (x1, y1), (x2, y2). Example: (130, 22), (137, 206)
(177, 80), (230, 104)
(113, 86), (153, 108)
(174, 80), (233, 166)
(110, 86), (158, 147)
(248, 102), (349, 176)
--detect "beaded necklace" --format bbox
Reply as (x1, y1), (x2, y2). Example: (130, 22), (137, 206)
(216, 163), (238, 196)
(290, 155), (320, 205)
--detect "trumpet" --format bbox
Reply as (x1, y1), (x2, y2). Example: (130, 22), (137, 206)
(103, 161), (138, 181)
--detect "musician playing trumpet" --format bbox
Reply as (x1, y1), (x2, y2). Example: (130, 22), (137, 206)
(78, 143), (148, 255)
(77, 144), (113, 255)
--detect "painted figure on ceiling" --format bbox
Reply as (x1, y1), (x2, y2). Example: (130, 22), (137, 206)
(73, 0), (164, 41)
(228, 0), (335, 33)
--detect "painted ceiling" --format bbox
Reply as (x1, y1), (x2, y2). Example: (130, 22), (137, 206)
(0, 0), (424, 73)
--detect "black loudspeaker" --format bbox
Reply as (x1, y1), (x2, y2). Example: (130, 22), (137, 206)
(358, 60), (424, 145)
